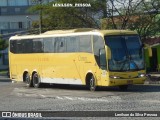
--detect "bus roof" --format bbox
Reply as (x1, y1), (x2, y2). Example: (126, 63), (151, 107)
(43, 28), (137, 35)
(10, 28), (138, 40)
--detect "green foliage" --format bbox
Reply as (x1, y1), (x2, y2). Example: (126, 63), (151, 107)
(28, 0), (160, 39)
(28, 0), (107, 31)
(129, 15), (160, 40)
(0, 36), (8, 58)
(0, 37), (8, 51)
(101, 0), (160, 39)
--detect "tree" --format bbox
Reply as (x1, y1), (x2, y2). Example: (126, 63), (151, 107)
(28, 0), (108, 31)
(101, 0), (160, 40)
(28, 0), (160, 39)
(0, 36), (8, 58)
(136, 0), (160, 40)
(103, 0), (144, 29)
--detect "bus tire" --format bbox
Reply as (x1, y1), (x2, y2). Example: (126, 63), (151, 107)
(119, 85), (128, 91)
(32, 73), (41, 88)
(24, 73), (33, 87)
(88, 75), (96, 91)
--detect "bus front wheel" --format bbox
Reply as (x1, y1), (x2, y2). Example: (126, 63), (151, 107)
(32, 73), (41, 88)
(89, 76), (96, 91)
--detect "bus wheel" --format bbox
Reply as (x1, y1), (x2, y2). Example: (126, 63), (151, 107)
(32, 73), (41, 88)
(119, 85), (128, 91)
(24, 73), (33, 87)
(89, 76), (96, 91)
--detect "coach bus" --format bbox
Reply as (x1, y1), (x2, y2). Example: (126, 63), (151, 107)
(9, 28), (151, 91)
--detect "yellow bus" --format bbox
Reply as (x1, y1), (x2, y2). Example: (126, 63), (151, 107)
(9, 28), (148, 91)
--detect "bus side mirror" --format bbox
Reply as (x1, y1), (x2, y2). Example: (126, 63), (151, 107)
(99, 48), (107, 69)
(144, 44), (152, 57)
(106, 46), (111, 60)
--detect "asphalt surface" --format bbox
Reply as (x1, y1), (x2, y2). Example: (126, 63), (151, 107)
(0, 75), (160, 119)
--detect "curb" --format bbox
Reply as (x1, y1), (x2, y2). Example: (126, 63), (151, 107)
(0, 75), (11, 82)
(0, 73), (8, 76)
(0, 79), (11, 82)
(145, 74), (160, 84)
(144, 81), (160, 85)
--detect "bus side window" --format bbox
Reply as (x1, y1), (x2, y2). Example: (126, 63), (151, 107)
(16, 40), (23, 53)
(99, 48), (107, 70)
(54, 37), (66, 53)
(43, 37), (54, 53)
(59, 37), (66, 53)
(23, 39), (33, 53)
(10, 40), (17, 53)
(66, 36), (79, 52)
(79, 35), (92, 53)
(93, 35), (104, 66)
(33, 38), (43, 53)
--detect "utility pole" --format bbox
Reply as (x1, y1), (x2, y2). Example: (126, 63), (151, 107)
(26, 16), (32, 29)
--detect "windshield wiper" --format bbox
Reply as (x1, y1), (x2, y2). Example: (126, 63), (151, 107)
(128, 53), (140, 70)
(119, 58), (129, 71)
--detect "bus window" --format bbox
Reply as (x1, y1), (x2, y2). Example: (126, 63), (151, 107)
(79, 35), (92, 53)
(54, 37), (66, 53)
(16, 40), (24, 53)
(93, 35), (104, 65)
(43, 37), (54, 53)
(23, 39), (33, 53)
(10, 40), (17, 53)
(66, 36), (79, 52)
(33, 38), (43, 53)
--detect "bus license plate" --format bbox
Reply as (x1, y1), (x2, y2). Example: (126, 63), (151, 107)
(127, 80), (133, 84)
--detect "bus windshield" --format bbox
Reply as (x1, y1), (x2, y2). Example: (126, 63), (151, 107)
(105, 35), (144, 71)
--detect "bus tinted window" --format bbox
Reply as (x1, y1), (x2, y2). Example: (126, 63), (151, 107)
(93, 35), (104, 56)
(93, 35), (104, 64)
(10, 35), (93, 54)
(10, 39), (33, 53)
(43, 37), (54, 53)
(66, 36), (79, 52)
(79, 35), (92, 53)
(23, 39), (33, 53)
(54, 37), (66, 53)
(10, 40), (17, 53)
(16, 40), (24, 53)
(33, 39), (43, 53)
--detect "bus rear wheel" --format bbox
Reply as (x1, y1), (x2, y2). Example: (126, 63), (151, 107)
(24, 73), (33, 87)
(32, 73), (41, 88)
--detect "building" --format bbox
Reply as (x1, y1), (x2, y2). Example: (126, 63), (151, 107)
(0, 0), (55, 35)
(145, 37), (160, 72)
(0, 0), (53, 70)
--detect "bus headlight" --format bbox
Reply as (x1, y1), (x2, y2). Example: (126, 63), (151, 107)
(109, 76), (120, 79)
(138, 73), (146, 78)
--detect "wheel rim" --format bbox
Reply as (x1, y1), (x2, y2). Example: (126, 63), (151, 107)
(33, 74), (39, 85)
(90, 76), (95, 91)
(25, 74), (30, 84)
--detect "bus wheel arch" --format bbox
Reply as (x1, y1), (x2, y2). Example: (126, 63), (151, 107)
(85, 73), (96, 91)
(32, 71), (41, 88)
(23, 71), (33, 87)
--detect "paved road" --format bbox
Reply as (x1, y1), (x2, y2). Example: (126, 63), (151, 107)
(0, 77), (160, 119)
